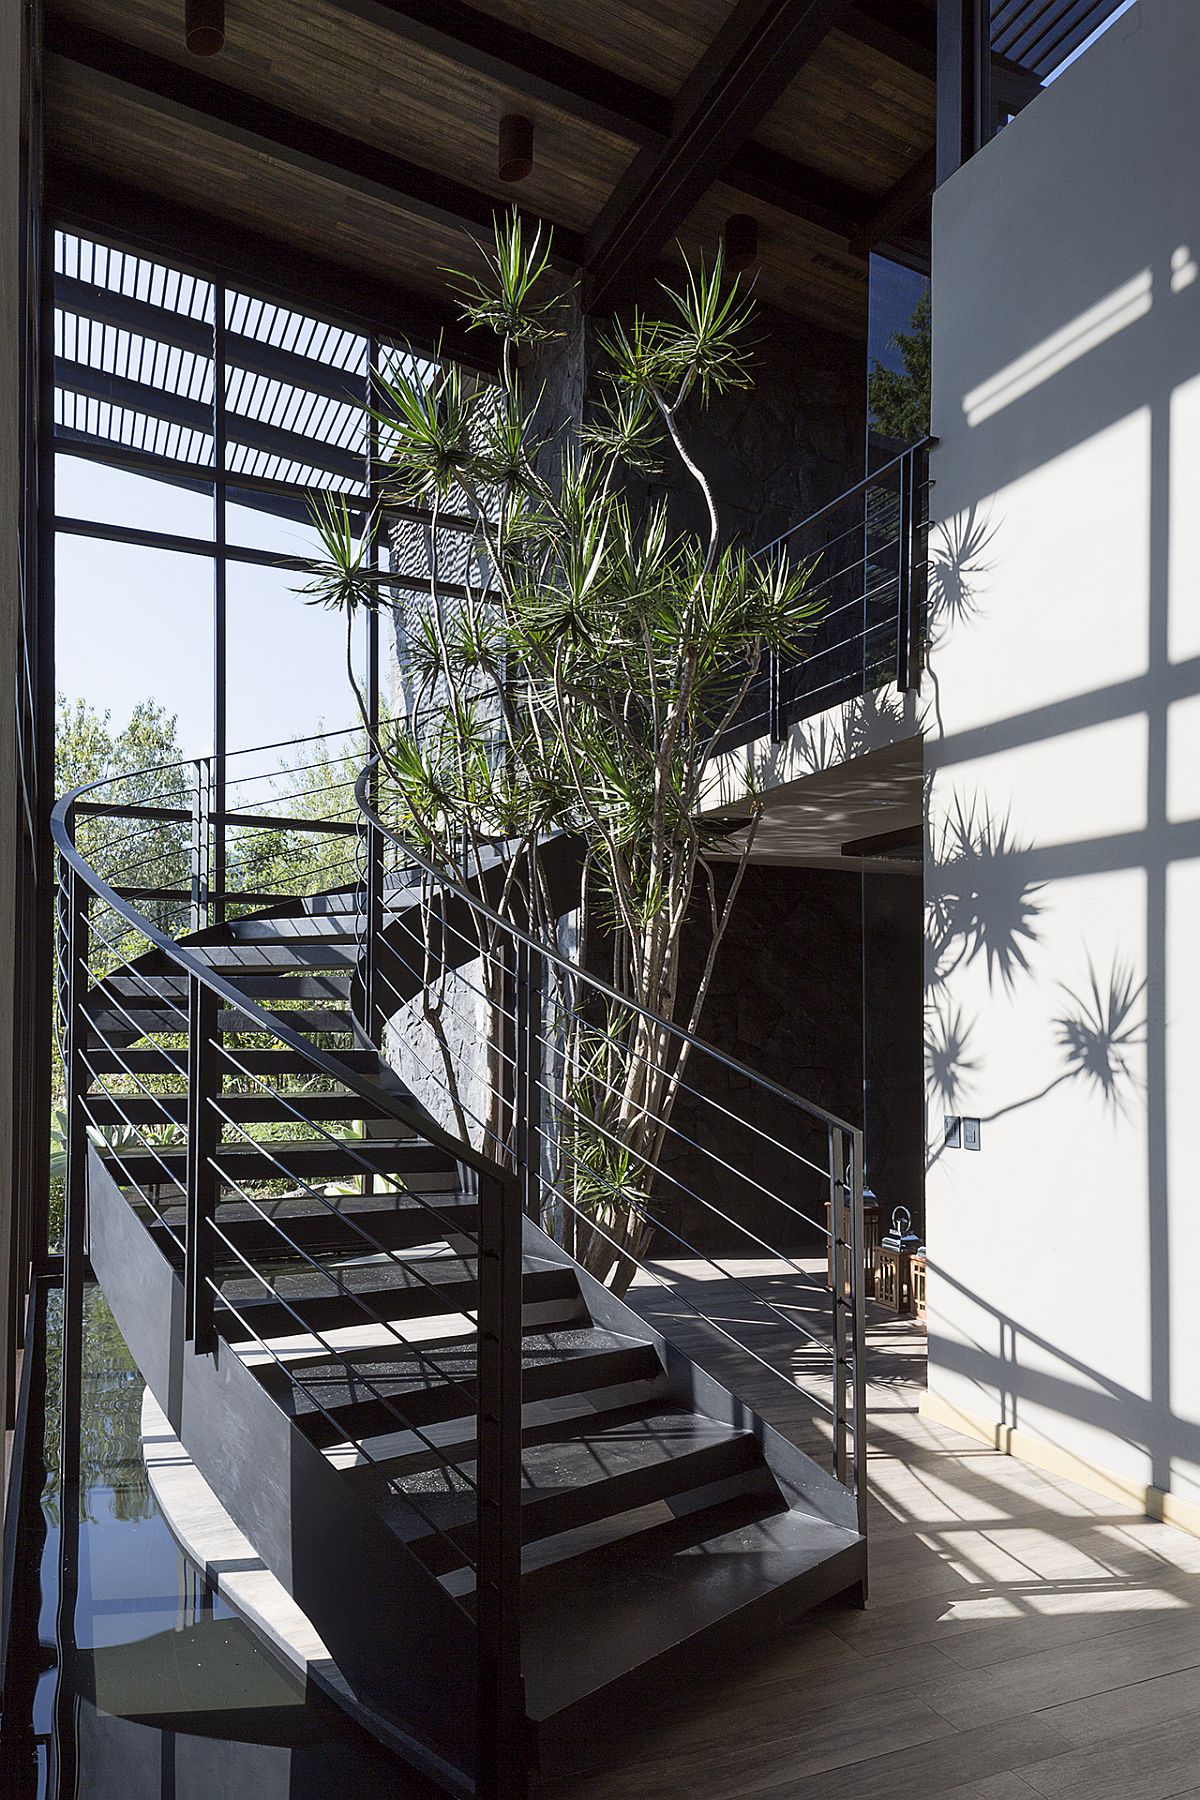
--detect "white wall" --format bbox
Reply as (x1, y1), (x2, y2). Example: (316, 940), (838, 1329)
(925, 0), (1200, 1509)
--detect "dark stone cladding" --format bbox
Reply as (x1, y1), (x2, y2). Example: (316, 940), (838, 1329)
(660, 864), (864, 1258)
(524, 283), (866, 554)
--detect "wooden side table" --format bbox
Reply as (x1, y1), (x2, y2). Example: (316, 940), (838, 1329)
(911, 1252), (927, 1323)
(825, 1198), (881, 1297)
(874, 1243), (914, 1315)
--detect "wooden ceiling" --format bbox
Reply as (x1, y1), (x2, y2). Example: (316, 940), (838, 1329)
(42, 0), (937, 354)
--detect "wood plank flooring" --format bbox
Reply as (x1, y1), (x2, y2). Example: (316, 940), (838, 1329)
(534, 1258), (1200, 1799)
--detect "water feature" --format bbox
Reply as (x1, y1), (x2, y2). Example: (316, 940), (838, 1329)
(1, 1282), (441, 1799)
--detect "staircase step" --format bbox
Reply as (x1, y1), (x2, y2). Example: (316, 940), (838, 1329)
(103, 1137), (456, 1187)
(84, 1002), (356, 1039)
(98, 972), (352, 1004)
(519, 1498), (864, 1730)
(87, 1092), (395, 1128)
(375, 1407), (762, 1574)
(218, 1254), (584, 1341)
(145, 1188), (478, 1264)
(226, 914), (362, 944)
(85, 1047), (383, 1076)
(143, 941), (358, 971)
(263, 1327), (663, 1446)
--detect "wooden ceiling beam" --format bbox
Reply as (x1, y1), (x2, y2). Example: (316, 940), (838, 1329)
(842, 1), (937, 82)
(45, 162), (488, 368)
(584, 0), (857, 314)
(322, 0), (878, 244)
(44, 23), (583, 264)
(849, 145), (937, 256)
(323, 0), (670, 145)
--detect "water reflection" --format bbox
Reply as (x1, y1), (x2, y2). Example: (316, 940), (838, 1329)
(2, 1284), (438, 1799)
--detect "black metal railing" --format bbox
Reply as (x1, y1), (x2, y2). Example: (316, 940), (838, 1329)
(355, 762), (869, 1533)
(718, 437), (933, 753)
(51, 738), (526, 1799)
(52, 716), (872, 1796)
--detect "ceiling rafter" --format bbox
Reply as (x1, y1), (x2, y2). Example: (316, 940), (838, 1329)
(321, 0), (888, 246)
(583, 0), (858, 314)
(843, 0), (936, 80)
(849, 146), (937, 256)
(323, 0), (671, 144)
(44, 23), (584, 264)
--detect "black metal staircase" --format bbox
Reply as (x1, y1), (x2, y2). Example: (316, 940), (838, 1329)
(52, 734), (869, 1799)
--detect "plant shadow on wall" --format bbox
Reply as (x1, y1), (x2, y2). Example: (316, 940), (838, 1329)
(922, 502), (1146, 1167)
(924, 787), (1146, 1165)
(924, 506), (999, 742)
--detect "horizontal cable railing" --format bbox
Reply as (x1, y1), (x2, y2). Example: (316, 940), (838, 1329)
(52, 731), (526, 1797)
(717, 436), (933, 753)
(354, 762), (868, 1534)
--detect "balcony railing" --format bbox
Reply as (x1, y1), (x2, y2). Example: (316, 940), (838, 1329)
(718, 437), (933, 753)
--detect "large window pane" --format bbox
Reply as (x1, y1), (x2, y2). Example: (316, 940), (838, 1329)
(56, 534), (215, 759)
(56, 454), (214, 540)
(225, 560), (367, 757)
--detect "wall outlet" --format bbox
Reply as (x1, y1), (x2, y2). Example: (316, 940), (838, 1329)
(962, 1117), (981, 1151)
(943, 1115), (961, 1149)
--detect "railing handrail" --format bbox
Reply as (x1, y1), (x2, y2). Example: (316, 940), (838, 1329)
(50, 769), (513, 1190)
(353, 758), (860, 1139)
(755, 434), (936, 561)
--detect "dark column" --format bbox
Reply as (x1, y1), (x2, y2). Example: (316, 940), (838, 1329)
(937, 0), (991, 186)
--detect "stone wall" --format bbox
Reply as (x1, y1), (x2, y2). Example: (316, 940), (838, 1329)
(661, 865), (864, 1257)
(524, 291), (865, 551)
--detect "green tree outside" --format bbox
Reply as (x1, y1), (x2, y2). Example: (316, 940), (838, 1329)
(868, 288), (931, 443)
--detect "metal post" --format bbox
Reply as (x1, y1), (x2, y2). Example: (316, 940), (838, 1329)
(55, 841), (91, 1793)
(513, 939), (543, 1223)
(829, 1124), (850, 1489)
(474, 1169), (527, 1798)
(895, 450), (915, 691)
(212, 283), (228, 928)
(908, 441), (931, 687)
(60, 845), (89, 1505)
(364, 814), (384, 1048)
(936, 0), (991, 186)
(189, 758), (211, 933)
(847, 1125), (869, 1553)
(185, 974), (221, 1354)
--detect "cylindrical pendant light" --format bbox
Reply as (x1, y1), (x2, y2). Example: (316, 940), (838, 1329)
(723, 213), (759, 274)
(185, 0), (225, 56)
(498, 114), (534, 184)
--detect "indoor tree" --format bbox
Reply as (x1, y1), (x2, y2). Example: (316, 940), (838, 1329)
(301, 214), (822, 1288)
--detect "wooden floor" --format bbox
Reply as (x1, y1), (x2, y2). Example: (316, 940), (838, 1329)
(535, 1258), (1200, 1800)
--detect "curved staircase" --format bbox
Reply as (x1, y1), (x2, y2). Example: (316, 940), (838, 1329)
(53, 738), (868, 1799)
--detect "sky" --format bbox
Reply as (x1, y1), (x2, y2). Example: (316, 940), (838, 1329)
(55, 454), (367, 765)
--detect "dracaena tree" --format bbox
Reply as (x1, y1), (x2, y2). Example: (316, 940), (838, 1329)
(301, 213), (821, 1289)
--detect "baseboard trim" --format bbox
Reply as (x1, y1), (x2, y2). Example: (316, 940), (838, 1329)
(918, 1387), (1200, 1540)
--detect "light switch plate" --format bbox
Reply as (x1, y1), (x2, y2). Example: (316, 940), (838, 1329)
(943, 1115), (961, 1149)
(962, 1117), (981, 1151)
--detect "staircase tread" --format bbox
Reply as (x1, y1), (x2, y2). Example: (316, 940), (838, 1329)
(519, 1497), (863, 1722)
(149, 1188), (476, 1229)
(373, 1407), (760, 1550)
(106, 1137), (455, 1174)
(220, 1251), (568, 1309)
(271, 1327), (654, 1421)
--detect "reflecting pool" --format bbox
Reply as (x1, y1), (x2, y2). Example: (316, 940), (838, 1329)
(1, 1282), (439, 1799)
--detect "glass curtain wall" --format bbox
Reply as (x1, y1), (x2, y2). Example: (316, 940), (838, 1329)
(51, 227), (444, 788)
(45, 228), (447, 1253)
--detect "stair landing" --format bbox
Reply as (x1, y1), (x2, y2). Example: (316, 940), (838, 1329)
(536, 1263), (1200, 1799)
